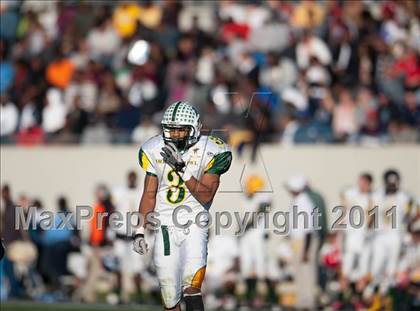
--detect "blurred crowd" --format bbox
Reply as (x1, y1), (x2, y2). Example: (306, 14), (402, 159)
(1, 169), (419, 310)
(1, 1), (420, 149)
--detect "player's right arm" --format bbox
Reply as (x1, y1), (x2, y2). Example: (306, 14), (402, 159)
(139, 174), (158, 227)
(133, 142), (159, 255)
(138, 143), (159, 224)
(133, 175), (157, 255)
(133, 176), (157, 255)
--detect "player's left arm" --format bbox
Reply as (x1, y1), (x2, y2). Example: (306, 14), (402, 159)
(184, 173), (221, 206)
(183, 149), (232, 206)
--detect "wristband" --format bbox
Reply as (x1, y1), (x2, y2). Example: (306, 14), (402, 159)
(182, 166), (194, 182)
(133, 227), (145, 238)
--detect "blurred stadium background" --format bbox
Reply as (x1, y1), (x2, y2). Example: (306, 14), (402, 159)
(1, 0), (420, 310)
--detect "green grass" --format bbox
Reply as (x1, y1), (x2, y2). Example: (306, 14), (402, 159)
(1, 300), (275, 311)
(1, 301), (162, 311)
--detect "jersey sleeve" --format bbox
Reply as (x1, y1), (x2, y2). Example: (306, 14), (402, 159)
(138, 142), (157, 177)
(204, 136), (232, 175)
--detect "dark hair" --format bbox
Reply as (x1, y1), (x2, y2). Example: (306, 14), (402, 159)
(32, 199), (43, 209)
(2, 184), (10, 193)
(58, 196), (68, 212)
(360, 172), (373, 184)
(384, 169), (400, 182)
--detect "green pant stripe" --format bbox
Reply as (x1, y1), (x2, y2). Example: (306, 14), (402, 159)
(161, 225), (170, 256)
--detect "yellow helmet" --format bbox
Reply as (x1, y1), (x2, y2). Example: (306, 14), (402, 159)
(245, 175), (265, 195)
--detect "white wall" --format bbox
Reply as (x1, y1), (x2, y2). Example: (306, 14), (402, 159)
(1, 145), (419, 230)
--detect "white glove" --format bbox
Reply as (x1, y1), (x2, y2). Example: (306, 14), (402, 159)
(133, 231), (148, 255)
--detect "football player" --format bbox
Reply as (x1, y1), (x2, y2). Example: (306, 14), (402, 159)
(205, 233), (239, 309)
(340, 173), (373, 291)
(366, 169), (415, 299)
(238, 175), (272, 307)
(132, 101), (232, 311)
(111, 171), (144, 302)
(285, 175), (317, 309)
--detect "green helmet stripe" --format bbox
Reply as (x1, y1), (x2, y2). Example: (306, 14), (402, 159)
(172, 101), (182, 122)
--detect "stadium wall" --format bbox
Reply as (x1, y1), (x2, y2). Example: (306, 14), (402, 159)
(2, 145), (419, 232)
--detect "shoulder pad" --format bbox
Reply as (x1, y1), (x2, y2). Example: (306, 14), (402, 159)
(138, 135), (162, 176)
(203, 135), (231, 154)
(202, 135), (232, 175)
(140, 135), (162, 152)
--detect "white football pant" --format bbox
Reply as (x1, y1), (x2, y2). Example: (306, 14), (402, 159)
(153, 223), (208, 308)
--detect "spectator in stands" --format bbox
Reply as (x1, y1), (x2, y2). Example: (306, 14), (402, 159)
(401, 87), (420, 129)
(87, 18), (121, 62)
(0, 95), (18, 143)
(46, 49), (75, 91)
(112, 2), (141, 39)
(42, 88), (67, 142)
(66, 95), (89, 143)
(114, 99), (141, 144)
(0, 1), (418, 148)
(296, 30), (331, 70)
(97, 72), (121, 124)
(333, 89), (359, 142)
(131, 117), (160, 145)
(291, 0), (325, 30)
(0, 41), (14, 94)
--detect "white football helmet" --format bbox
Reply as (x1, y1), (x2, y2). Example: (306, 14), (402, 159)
(161, 101), (202, 151)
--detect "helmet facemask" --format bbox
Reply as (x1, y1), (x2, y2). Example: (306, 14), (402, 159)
(162, 124), (199, 152)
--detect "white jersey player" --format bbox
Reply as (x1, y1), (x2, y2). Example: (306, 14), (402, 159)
(132, 101), (232, 311)
(368, 169), (415, 296)
(205, 234), (239, 294)
(340, 173), (373, 285)
(397, 216), (420, 289)
(285, 175), (317, 309)
(238, 175), (271, 306)
(238, 175), (271, 281)
(111, 171), (147, 301)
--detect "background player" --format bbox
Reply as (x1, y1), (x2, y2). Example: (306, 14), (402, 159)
(365, 169), (415, 302)
(340, 172), (373, 296)
(285, 175), (317, 309)
(111, 171), (143, 302)
(238, 175), (272, 308)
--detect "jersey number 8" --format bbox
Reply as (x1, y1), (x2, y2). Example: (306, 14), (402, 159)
(209, 136), (224, 146)
(166, 170), (186, 204)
